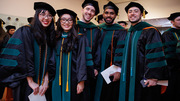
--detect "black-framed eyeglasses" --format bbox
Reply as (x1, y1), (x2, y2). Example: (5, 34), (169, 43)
(60, 18), (73, 24)
(39, 10), (53, 20)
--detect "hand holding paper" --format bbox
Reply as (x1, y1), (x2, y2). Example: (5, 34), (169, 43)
(101, 65), (121, 84)
(28, 86), (47, 101)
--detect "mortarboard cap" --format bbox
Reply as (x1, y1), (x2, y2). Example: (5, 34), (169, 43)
(168, 12), (180, 21)
(125, 2), (148, 15)
(82, 0), (99, 15)
(56, 9), (77, 19)
(27, 17), (34, 23)
(5, 25), (16, 30)
(95, 14), (103, 23)
(117, 21), (128, 25)
(34, 2), (56, 16)
(103, 1), (119, 15)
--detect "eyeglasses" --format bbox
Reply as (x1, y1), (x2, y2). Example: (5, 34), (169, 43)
(60, 18), (73, 24)
(39, 10), (53, 20)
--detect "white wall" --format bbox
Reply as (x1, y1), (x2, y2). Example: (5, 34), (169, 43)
(116, 0), (180, 21)
(0, 0), (180, 25)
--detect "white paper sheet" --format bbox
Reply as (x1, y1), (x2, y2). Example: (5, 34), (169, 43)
(101, 65), (120, 84)
(28, 92), (46, 101)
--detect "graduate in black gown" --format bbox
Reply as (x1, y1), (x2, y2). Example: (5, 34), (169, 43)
(0, 18), (10, 100)
(162, 12), (180, 101)
(95, 14), (104, 25)
(118, 2), (167, 101)
(117, 21), (128, 29)
(52, 8), (89, 101)
(0, 2), (56, 101)
(5, 25), (16, 37)
(77, 0), (101, 100)
(94, 1), (127, 101)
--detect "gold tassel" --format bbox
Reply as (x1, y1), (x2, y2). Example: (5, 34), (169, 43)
(66, 52), (70, 92)
(95, 15), (98, 22)
(76, 17), (78, 25)
(117, 13), (119, 19)
(1, 21), (3, 27)
(59, 76), (61, 85)
(59, 38), (64, 86)
(143, 10), (145, 18)
(66, 81), (69, 92)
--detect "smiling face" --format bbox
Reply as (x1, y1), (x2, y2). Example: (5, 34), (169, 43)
(60, 14), (73, 32)
(82, 5), (96, 23)
(103, 9), (116, 25)
(38, 10), (53, 28)
(127, 7), (142, 26)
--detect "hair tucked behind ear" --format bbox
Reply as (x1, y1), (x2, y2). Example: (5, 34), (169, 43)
(56, 15), (78, 53)
(31, 9), (56, 47)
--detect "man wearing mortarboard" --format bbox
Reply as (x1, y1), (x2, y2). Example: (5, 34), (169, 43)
(26, 17), (34, 27)
(118, 2), (167, 101)
(77, 0), (101, 100)
(162, 12), (180, 101)
(94, 1), (127, 101)
(5, 25), (16, 37)
(117, 21), (128, 28)
(95, 14), (104, 24)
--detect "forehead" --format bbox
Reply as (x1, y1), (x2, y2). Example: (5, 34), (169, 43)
(128, 7), (140, 11)
(84, 5), (95, 10)
(61, 14), (71, 18)
(40, 10), (51, 14)
(104, 8), (115, 13)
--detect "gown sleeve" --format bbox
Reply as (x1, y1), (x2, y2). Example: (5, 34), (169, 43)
(92, 28), (101, 71)
(47, 48), (56, 82)
(143, 28), (167, 79)
(76, 35), (88, 83)
(0, 26), (35, 88)
(113, 29), (127, 67)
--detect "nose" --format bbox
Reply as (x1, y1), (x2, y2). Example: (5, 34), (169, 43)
(44, 15), (48, 19)
(87, 10), (91, 14)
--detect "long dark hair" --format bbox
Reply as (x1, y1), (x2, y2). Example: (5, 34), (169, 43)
(56, 14), (78, 53)
(31, 9), (56, 47)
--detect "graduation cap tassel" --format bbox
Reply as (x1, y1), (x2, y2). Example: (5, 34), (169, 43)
(117, 13), (119, 19)
(1, 21), (3, 27)
(66, 81), (69, 92)
(143, 10), (145, 18)
(76, 18), (77, 24)
(59, 38), (64, 86)
(95, 15), (98, 22)
(66, 52), (70, 92)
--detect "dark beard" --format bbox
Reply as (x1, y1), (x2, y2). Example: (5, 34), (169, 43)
(128, 16), (141, 24)
(129, 19), (139, 24)
(104, 17), (115, 25)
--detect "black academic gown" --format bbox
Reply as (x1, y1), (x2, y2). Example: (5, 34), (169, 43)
(0, 26), (56, 101)
(77, 21), (101, 100)
(119, 22), (167, 101)
(52, 33), (88, 101)
(162, 28), (180, 101)
(77, 21), (101, 73)
(94, 23), (127, 101)
(0, 29), (10, 99)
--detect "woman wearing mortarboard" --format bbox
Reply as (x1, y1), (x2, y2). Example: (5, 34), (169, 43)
(0, 2), (56, 101)
(52, 8), (89, 101)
